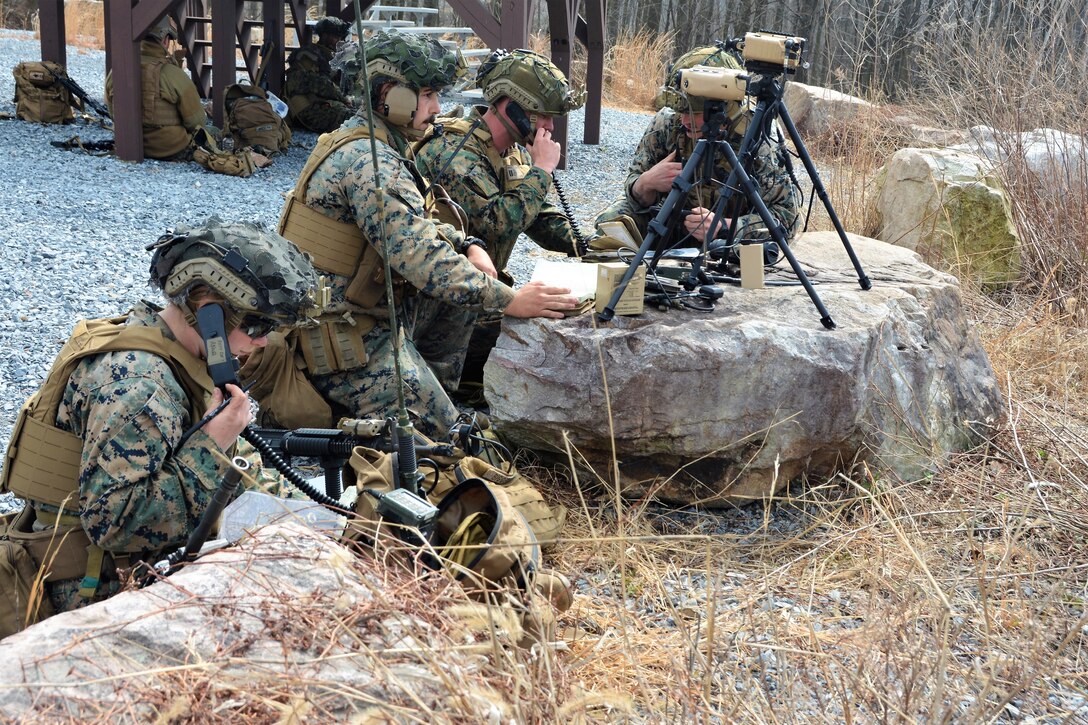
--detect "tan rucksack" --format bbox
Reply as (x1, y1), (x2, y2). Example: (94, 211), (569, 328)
(225, 84), (291, 156)
(12, 61), (74, 124)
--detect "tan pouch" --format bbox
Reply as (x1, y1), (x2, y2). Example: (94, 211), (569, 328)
(432, 457), (566, 549)
(342, 446), (397, 543)
(292, 314), (375, 377)
(0, 511), (57, 638)
(193, 146), (256, 178)
(238, 331), (333, 428)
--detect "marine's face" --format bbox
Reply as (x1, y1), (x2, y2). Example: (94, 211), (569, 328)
(680, 111), (705, 139)
(412, 86), (441, 130)
(226, 318), (273, 359)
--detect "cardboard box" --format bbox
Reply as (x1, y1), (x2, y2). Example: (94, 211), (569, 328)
(595, 262), (646, 316)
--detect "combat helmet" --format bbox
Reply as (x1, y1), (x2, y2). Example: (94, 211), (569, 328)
(145, 15), (177, 42)
(148, 217), (323, 334)
(655, 43), (743, 113)
(314, 16), (350, 41)
(361, 30), (465, 126)
(476, 49), (586, 116)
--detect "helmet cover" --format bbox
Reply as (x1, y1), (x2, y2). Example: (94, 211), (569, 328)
(477, 49), (586, 115)
(655, 43), (742, 113)
(148, 217), (319, 326)
(363, 30), (465, 92)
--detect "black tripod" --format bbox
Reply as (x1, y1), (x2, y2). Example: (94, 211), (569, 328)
(598, 68), (871, 329)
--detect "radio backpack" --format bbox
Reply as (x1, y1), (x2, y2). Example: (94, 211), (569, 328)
(12, 61), (74, 124)
(225, 83), (291, 156)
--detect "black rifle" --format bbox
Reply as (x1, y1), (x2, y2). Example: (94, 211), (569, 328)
(50, 70), (112, 122)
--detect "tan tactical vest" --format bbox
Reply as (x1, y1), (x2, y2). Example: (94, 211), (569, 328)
(1, 315), (212, 509)
(0, 315), (213, 598)
(418, 116), (529, 228)
(141, 54), (184, 129)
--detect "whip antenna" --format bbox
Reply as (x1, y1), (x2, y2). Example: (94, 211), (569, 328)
(351, 2), (421, 494)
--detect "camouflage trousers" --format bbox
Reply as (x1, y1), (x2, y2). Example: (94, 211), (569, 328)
(402, 295), (477, 392)
(308, 322), (461, 440)
(293, 100), (352, 134)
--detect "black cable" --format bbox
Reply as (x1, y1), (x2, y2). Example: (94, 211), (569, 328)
(175, 381), (255, 451)
(240, 426), (343, 510)
(553, 173), (589, 255)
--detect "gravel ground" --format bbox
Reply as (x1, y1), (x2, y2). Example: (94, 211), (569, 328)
(0, 34), (651, 515)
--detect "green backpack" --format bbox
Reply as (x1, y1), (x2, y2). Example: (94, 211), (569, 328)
(12, 61), (74, 124)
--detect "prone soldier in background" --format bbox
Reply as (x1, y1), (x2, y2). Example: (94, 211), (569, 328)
(595, 44), (801, 255)
(0, 219), (319, 630)
(284, 16), (354, 133)
(412, 49), (586, 396)
(276, 30), (576, 440)
(104, 15), (218, 160)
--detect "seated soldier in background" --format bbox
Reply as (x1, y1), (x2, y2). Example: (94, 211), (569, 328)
(595, 44), (801, 255)
(276, 30), (576, 440)
(284, 16), (354, 133)
(0, 219), (319, 624)
(412, 49), (586, 395)
(105, 15), (217, 160)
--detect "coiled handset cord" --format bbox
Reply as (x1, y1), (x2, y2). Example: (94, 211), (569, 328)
(553, 172), (589, 256)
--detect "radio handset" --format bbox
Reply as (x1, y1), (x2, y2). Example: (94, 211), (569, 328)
(195, 303), (240, 389)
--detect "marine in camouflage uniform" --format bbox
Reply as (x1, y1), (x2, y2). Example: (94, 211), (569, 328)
(284, 16), (353, 133)
(412, 49), (586, 391)
(278, 31), (575, 439)
(104, 16), (216, 160)
(596, 45), (801, 247)
(0, 220), (320, 615)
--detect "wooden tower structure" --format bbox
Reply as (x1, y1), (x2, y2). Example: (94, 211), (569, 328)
(34, 1), (605, 163)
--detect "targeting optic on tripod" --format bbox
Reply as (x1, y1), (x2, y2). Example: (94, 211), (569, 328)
(677, 66), (748, 104)
(727, 31), (806, 76)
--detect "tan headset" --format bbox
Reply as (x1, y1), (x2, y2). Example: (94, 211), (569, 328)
(382, 84), (418, 126)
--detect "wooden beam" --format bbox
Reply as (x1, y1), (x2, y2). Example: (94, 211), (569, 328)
(445, 0), (500, 49)
(582, 0), (605, 144)
(546, 0), (574, 169)
(109, 0), (144, 161)
(262, 0), (285, 95)
(38, 0), (66, 67)
(499, 0), (529, 49)
(212, 3), (235, 126)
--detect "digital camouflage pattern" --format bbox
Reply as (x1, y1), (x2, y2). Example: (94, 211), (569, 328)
(296, 114), (515, 437)
(476, 49), (586, 115)
(595, 107), (801, 244)
(41, 302), (294, 612)
(285, 42), (352, 132)
(149, 218), (319, 324)
(105, 40), (210, 159)
(364, 30), (465, 92)
(416, 108), (579, 271)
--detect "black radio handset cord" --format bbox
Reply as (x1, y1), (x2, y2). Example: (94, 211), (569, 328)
(507, 99), (589, 256)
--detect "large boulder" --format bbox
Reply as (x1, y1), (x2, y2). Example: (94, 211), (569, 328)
(0, 522), (523, 721)
(873, 147), (1021, 288)
(961, 125), (1087, 179)
(783, 82), (872, 137)
(485, 232), (1004, 505)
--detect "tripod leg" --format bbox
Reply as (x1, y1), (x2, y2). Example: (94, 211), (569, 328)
(599, 139), (711, 322)
(717, 140), (837, 329)
(777, 105), (872, 290)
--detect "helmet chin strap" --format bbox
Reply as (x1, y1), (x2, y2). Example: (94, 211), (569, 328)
(493, 104), (533, 146)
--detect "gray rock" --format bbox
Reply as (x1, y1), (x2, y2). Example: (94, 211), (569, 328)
(0, 522), (515, 721)
(484, 232), (1004, 504)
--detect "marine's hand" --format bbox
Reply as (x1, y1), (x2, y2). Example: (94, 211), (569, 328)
(203, 384), (253, 451)
(505, 281), (577, 319)
(632, 150), (681, 205)
(466, 243), (498, 278)
(527, 126), (561, 174)
(684, 206), (728, 242)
